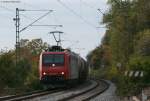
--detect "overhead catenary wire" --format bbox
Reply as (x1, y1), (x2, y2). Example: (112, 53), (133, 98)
(0, 5), (36, 21)
(21, 1), (44, 10)
(21, 1), (62, 28)
(81, 0), (106, 28)
(97, 9), (105, 15)
(1, 5), (63, 31)
(80, 0), (105, 15)
(0, 6), (32, 25)
(21, 1), (59, 24)
(0, 5), (15, 12)
(30, 25), (62, 27)
(20, 4), (63, 29)
(80, 0), (96, 9)
(79, 0), (106, 29)
(0, 6), (14, 19)
(57, 0), (97, 29)
(21, 9), (53, 11)
(53, 10), (63, 26)
(19, 10), (53, 33)
(0, 5), (52, 25)
(79, 0), (106, 28)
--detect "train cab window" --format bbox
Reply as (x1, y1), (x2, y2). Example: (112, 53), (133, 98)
(54, 54), (64, 64)
(42, 54), (53, 64)
(42, 54), (64, 66)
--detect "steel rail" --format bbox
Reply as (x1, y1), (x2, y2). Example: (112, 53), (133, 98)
(0, 88), (63, 101)
(58, 80), (109, 101)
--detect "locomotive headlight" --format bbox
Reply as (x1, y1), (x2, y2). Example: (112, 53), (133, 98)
(61, 72), (64, 75)
(43, 72), (46, 75)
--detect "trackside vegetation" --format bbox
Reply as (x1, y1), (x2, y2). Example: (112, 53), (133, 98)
(0, 39), (48, 96)
(87, 0), (150, 96)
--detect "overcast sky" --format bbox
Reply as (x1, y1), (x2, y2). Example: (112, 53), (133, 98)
(0, 0), (108, 58)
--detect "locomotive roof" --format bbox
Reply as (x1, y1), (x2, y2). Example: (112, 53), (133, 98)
(43, 45), (85, 60)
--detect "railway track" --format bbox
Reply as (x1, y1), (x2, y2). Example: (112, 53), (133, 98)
(26, 80), (109, 101)
(0, 88), (63, 101)
(59, 80), (109, 101)
(0, 80), (109, 101)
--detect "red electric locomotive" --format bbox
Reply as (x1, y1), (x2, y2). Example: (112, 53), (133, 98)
(39, 46), (88, 85)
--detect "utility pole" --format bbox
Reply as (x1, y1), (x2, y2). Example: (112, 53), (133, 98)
(13, 8), (56, 64)
(13, 8), (20, 64)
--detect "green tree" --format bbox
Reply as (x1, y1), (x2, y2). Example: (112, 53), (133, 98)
(88, 0), (150, 96)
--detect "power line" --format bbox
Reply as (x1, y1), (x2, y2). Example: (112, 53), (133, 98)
(57, 0), (97, 29)
(0, 5), (49, 24)
(0, 6), (13, 19)
(21, 2), (63, 29)
(14, 8), (54, 63)
(0, 5), (15, 12)
(53, 13), (62, 26)
(80, 0), (96, 9)
(79, 1), (105, 29)
(0, 5), (62, 30)
(19, 10), (53, 33)
(21, 2), (44, 10)
(30, 25), (62, 27)
(0, 5), (33, 20)
(80, 0), (105, 15)
(0, 5), (57, 30)
(97, 9), (105, 15)
(22, 9), (53, 11)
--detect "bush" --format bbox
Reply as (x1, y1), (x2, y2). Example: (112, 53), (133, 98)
(128, 56), (150, 85)
(0, 52), (16, 88)
(116, 56), (150, 96)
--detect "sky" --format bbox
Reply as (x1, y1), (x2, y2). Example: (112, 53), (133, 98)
(0, 0), (109, 58)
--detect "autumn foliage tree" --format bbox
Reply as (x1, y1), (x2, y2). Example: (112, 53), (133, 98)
(0, 39), (49, 95)
(87, 0), (150, 95)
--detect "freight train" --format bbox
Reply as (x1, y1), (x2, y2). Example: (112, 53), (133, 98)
(39, 46), (88, 85)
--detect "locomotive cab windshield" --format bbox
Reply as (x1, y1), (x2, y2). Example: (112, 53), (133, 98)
(42, 54), (64, 66)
